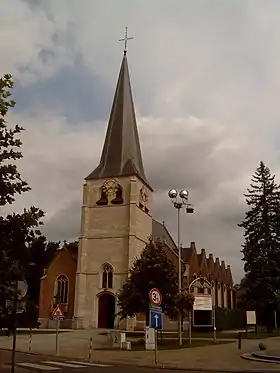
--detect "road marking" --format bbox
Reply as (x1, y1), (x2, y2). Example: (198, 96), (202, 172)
(43, 361), (86, 368)
(16, 362), (60, 370)
(68, 361), (112, 367)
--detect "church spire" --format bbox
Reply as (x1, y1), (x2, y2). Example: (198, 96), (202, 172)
(86, 52), (151, 189)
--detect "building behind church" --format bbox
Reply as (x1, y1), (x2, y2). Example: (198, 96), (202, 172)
(38, 50), (235, 330)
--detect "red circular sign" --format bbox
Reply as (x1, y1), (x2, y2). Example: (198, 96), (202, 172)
(149, 288), (162, 306)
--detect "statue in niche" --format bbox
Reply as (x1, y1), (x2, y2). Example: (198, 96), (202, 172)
(111, 186), (123, 204)
(139, 186), (148, 205)
(139, 186), (148, 212)
(96, 186), (108, 206)
(97, 179), (123, 206)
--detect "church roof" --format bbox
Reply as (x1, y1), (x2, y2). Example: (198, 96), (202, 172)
(152, 219), (177, 252)
(86, 53), (151, 190)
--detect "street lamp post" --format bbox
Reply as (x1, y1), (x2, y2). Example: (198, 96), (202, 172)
(168, 189), (194, 346)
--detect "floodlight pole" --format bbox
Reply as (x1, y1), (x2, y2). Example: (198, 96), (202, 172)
(168, 189), (194, 346)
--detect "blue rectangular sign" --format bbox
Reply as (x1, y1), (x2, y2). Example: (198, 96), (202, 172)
(149, 309), (163, 330)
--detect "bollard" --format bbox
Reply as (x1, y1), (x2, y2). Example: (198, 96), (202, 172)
(238, 332), (242, 349)
(88, 337), (93, 360)
(29, 328), (32, 351)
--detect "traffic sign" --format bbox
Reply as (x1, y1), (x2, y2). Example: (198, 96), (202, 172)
(149, 288), (162, 307)
(149, 305), (162, 312)
(52, 304), (64, 320)
(149, 309), (163, 330)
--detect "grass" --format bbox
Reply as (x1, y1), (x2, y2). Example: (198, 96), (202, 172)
(100, 329), (280, 340)
(0, 329), (67, 336)
(193, 329), (280, 340)
(96, 338), (232, 351)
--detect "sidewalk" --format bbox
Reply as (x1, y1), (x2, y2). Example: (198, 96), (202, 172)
(0, 329), (280, 371)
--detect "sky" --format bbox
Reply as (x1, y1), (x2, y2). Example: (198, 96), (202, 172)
(2, 0), (280, 283)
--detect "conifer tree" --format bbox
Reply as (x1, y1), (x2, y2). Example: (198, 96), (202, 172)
(238, 161), (280, 314)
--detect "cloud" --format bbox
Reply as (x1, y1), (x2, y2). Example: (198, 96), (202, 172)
(13, 55), (111, 123)
(3, 0), (280, 283)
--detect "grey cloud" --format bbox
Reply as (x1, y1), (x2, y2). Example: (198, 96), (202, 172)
(14, 55), (111, 123)
(4, 0), (280, 284)
(21, 0), (41, 9)
(42, 200), (81, 242)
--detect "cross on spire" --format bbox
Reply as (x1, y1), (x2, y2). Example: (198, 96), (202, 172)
(119, 26), (133, 55)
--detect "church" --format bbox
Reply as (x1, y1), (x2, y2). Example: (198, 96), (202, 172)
(38, 49), (235, 330)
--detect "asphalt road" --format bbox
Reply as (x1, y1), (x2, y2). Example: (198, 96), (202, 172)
(0, 349), (246, 373)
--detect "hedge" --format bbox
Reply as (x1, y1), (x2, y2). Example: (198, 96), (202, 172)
(215, 307), (245, 331)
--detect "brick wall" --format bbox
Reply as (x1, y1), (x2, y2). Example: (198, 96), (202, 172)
(38, 249), (77, 323)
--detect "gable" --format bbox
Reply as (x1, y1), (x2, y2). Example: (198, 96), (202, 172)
(199, 249), (208, 277)
(151, 219), (234, 286)
(48, 248), (77, 276)
(207, 254), (215, 281)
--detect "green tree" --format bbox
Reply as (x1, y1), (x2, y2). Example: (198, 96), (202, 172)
(174, 290), (194, 320)
(0, 74), (30, 205)
(0, 74), (46, 328)
(117, 239), (194, 324)
(238, 161), (280, 323)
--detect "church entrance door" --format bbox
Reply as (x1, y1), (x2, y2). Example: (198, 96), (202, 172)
(98, 293), (115, 329)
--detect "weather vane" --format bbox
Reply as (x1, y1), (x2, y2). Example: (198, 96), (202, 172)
(119, 26), (133, 55)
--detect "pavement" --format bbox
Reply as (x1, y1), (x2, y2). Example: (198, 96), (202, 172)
(1, 329), (280, 372)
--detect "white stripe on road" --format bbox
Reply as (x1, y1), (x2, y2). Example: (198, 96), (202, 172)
(68, 361), (112, 367)
(17, 362), (60, 370)
(43, 361), (86, 368)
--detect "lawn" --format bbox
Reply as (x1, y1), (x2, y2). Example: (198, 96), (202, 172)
(0, 329), (68, 336)
(100, 329), (280, 341)
(191, 329), (280, 340)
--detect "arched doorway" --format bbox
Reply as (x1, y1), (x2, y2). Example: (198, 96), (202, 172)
(98, 293), (115, 329)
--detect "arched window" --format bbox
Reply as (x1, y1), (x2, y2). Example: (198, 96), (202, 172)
(54, 274), (69, 304)
(102, 264), (113, 289)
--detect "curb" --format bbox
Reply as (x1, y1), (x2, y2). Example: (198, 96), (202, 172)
(1, 348), (280, 373)
(242, 352), (280, 366)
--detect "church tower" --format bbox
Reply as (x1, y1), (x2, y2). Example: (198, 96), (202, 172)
(73, 51), (153, 329)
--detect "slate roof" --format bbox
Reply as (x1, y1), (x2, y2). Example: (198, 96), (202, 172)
(152, 219), (177, 252)
(86, 53), (152, 190)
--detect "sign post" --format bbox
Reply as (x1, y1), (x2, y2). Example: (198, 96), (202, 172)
(148, 288), (163, 361)
(52, 304), (64, 355)
(246, 310), (256, 336)
(213, 306), (216, 343)
(188, 310), (192, 345)
(149, 288), (163, 331)
(11, 280), (28, 373)
(189, 277), (214, 345)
